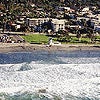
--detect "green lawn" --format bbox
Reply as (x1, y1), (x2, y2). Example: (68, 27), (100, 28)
(22, 34), (49, 44)
(70, 37), (90, 43)
(22, 34), (100, 44)
(56, 36), (91, 44)
(96, 36), (100, 39)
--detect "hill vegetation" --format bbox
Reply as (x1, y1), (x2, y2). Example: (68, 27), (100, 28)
(0, 0), (99, 20)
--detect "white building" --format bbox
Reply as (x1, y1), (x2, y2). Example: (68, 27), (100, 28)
(52, 19), (65, 32)
(27, 18), (65, 32)
(27, 18), (49, 26)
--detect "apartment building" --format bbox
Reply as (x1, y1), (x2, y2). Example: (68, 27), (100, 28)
(26, 18), (65, 32)
(52, 19), (65, 32)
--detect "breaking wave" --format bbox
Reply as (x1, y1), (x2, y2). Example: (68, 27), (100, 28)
(0, 50), (100, 100)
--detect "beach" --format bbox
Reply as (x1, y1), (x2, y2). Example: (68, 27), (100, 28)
(0, 43), (100, 99)
(0, 43), (100, 53)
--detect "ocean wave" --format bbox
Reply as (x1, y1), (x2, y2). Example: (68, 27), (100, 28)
(0, 63), (100, 99)
(0, 92), (99, 100)
(0, 51), (100, 99)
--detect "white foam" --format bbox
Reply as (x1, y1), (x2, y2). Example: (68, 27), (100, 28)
(0, 63), (100, 98)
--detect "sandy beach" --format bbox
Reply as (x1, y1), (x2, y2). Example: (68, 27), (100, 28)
(0, 43), (100, 53)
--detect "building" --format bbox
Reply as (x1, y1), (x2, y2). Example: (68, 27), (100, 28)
(26, 18), (65, 32)
(52, 19), (65, 32)
(27, 18), (49, 26)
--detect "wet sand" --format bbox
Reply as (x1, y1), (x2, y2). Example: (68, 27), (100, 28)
(0, 43), (100, 53)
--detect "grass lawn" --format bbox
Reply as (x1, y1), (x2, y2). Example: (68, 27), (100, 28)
(22, 34), (49, 44)
(70, 37), (90, 43)
(22, 34), (100, 44)
(96, 36), (100, 39)
(56, 36), (91, 44)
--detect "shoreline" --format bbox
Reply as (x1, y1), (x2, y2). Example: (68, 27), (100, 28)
(0, 43), (100, 53)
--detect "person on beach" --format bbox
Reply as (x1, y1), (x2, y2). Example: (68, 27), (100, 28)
(48, 37), (53, 47)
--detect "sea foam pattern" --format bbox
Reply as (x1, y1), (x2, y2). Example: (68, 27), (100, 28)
(0, 51), (100, 100)
(0, 63), (100, 99)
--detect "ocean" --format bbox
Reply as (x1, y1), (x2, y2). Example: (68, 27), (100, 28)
(0, 50), (100, 100)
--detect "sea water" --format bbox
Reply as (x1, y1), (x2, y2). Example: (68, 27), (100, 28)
(0, 50), (100, 100)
